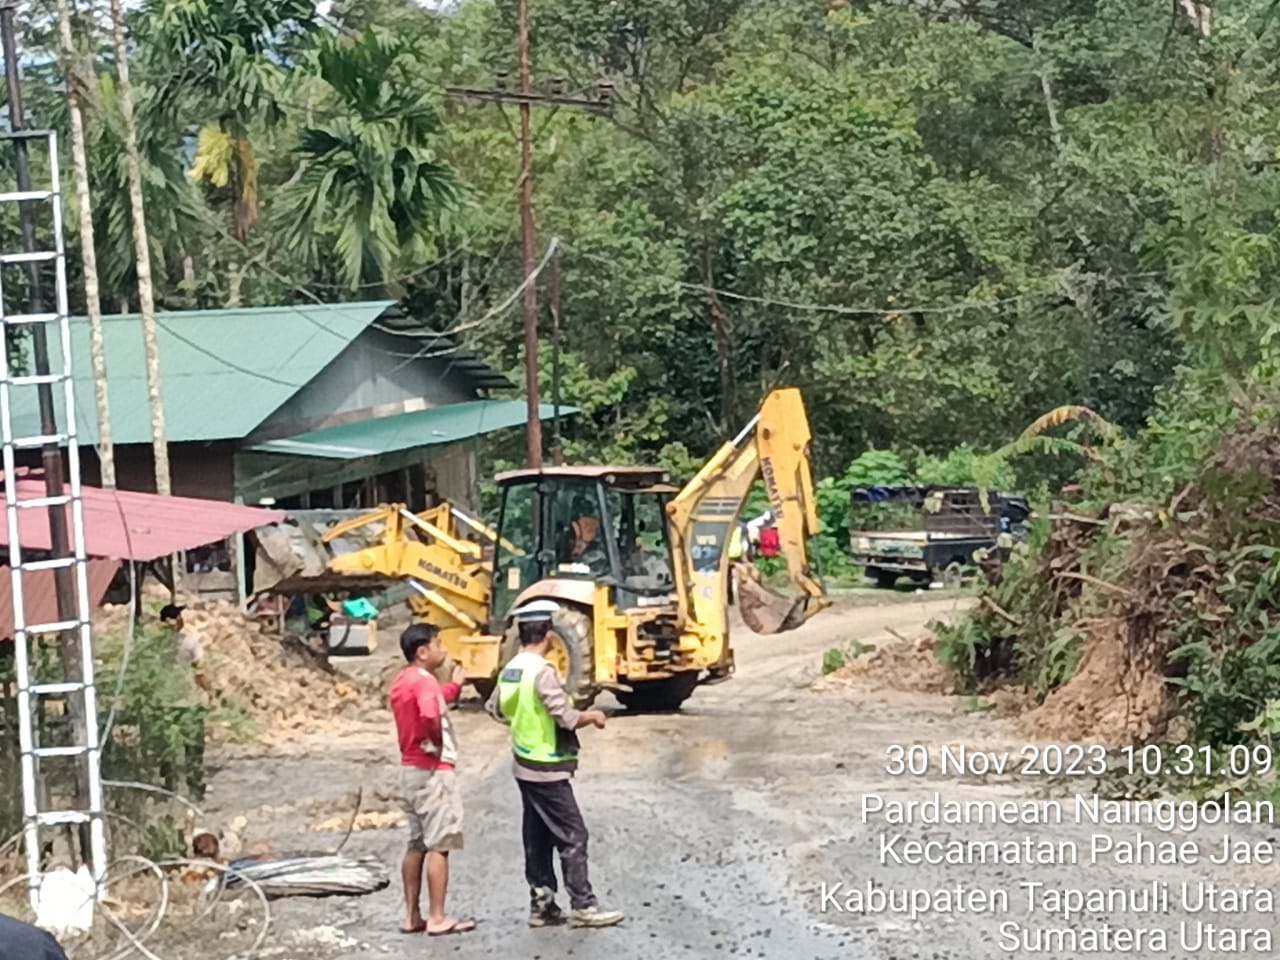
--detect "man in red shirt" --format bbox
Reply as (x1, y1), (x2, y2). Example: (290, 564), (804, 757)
(389, 623), (475, 937)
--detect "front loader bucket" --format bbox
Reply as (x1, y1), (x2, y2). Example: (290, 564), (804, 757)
(252, 511), (391, 594)
(735, 566), (810, 634)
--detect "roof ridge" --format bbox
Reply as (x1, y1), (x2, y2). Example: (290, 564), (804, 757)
(89, 299), (398, 323)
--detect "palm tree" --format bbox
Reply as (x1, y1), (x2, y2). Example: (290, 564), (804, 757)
(85, 73), (209, 308)
(109, 0), (170, 497)
(276, 28), (462, 292)
(56, 0), (114, 486)
(140, 0), (319, 241)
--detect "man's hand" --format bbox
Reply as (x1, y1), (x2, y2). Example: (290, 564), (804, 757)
(580, 709), (607, 730)
(451, 664), (467, 687)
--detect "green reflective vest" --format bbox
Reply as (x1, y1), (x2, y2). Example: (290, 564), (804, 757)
(496, 651), (577, 767)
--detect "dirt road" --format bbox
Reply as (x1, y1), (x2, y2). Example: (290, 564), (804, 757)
(185, 594), (1276, 960)
(190, 594), (962, 959)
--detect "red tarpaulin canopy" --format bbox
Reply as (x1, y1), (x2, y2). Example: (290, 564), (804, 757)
(0, 469), (287, 561)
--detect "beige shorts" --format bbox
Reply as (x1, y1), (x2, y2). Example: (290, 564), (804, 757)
(400, 767), (464, 853)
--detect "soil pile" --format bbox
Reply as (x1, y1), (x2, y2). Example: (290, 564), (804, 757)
(816, 631), (955, 695)
(965, 424), (1280, 746)
(95, 590), (378, 745)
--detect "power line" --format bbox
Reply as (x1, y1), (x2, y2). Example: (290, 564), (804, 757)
(674, 281), (1040, 316)
(564, 242), (1165, 317)
(387, 237), (560, 374)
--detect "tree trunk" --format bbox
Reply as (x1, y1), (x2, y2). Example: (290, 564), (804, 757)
(703, 246), (735, 434)
(57, 0), (115, 487)
(109, 0), (170, 498)
(226, 261), (243, 308)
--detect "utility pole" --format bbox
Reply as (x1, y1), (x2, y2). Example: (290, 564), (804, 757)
(446, 13), (611, 470)
(516, 0), (539, 469)
(549, 239), (563, 465)
(0, 0), (92, 867)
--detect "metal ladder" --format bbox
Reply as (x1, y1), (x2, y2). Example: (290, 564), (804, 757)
(0, 128), (107, 908)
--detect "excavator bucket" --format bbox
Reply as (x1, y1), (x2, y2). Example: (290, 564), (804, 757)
(251, 510), (393, 594)
(734, 565), (811, 634)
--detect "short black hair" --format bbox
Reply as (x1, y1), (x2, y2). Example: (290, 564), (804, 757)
(159, 604), (184, 623)
(400, 623), (440, 662)
(518, 618), (552, 646)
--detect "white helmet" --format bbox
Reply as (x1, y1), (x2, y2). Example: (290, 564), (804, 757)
(511, 599), (560, 622)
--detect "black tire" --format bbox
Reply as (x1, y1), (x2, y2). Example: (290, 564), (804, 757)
(616, 672), (700, 713)
(870, 568), (898, 589)
(501, 602), (599, 708)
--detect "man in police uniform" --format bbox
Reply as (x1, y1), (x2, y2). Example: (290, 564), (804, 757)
(484, 600), (624, 929)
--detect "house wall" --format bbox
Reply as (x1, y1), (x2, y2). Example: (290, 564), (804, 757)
(247, 328), (481, 442)
(80, 441), (237, 501)
(428, 442), (477, 512)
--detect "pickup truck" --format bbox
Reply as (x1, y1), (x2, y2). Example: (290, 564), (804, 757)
(848, 486), (1032, 588)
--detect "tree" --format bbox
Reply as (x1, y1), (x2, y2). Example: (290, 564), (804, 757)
(140, 0), (319, 240)
(56, 0), (114, 486)
(109, 0), (170, 497)
(276, 28), (462, 292)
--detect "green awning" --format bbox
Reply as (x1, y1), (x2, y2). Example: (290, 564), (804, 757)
(245, 399), (577, 460)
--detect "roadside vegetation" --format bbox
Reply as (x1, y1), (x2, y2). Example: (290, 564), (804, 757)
(12, 0), (1280, 783)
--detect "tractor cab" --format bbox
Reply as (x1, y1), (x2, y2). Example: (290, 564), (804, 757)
(490, 466), (678, 619)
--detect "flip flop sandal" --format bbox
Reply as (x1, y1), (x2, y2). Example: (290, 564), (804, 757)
(399, 923), (426, 934)
(428, 919), (477, 937)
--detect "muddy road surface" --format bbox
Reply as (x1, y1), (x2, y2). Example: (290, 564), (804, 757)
(181, 594), (963, 960)
(168, 593), (1277, 960)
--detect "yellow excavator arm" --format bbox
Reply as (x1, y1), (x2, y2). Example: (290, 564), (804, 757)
(307, 503), (497, 668)
(666, 388), (831, 636)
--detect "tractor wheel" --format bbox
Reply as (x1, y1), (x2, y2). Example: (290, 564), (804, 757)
(502, 602), (599, 708)
(616, 672), (700, 713)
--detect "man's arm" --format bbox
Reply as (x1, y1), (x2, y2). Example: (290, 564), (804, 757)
(414, 679), (444, 755)
(534, 666), (605, 730)
(440, 664), (466, 706)
(484, 683), (509, 725)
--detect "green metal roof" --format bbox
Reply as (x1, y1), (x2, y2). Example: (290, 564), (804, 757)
(13, 301), (396, 444)
(245, 399), (578, 460)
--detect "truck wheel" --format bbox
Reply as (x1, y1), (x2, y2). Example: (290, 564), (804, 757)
(617, 672), (699, 713)
(941, 562), (964, 589)
(502, 602), (599, 708)
(871, 568), (898, 589)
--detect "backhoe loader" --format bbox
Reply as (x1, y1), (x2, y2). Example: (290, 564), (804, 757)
(262, 388), (830, 710)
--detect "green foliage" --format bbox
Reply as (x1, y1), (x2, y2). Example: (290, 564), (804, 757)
(844, 449), (910, 487)
(822, 638), (875, 674)
(1, 623), (211, 843)
(33, 0), (1280, 762)
(275, 28), (462, 289)
(822, 646), (848, 675)
(915, 445), (1003, 488)
(1170, 630), (1280, 747)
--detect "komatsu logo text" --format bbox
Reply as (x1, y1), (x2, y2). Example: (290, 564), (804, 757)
(418, 559), (469, 591)
(761, 456), (784, 517)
